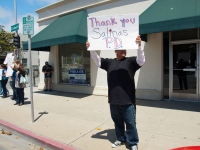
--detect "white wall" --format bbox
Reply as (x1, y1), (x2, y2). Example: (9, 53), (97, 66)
(38, 51), (50, 90)
(136, 33), (163, 100)
(21, 51), (39, 66)
(85, 0), (164, 99)
(37, 0), (156, 22)
(36, 0), (164, 100)
(90, 33), (163, 100)
(38, 45), (58, 90)
(38, 0), (102, 19)
(87, 0), (156, 16)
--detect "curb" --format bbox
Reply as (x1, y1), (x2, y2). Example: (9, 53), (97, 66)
(0, 119), (78, 150)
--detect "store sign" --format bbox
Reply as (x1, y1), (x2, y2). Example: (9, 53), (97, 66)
(68, 68), (87, 84)
(87, 13), (139, 51)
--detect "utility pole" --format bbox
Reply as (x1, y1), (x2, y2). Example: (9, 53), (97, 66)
(14, 0), (19, 59)
(23, 15), (35, 122)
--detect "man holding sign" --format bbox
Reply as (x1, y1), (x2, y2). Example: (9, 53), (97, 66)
(87, 13), (145, 150)
(86, 35), (144, 150)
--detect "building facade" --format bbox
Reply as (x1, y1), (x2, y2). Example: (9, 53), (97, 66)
(23, 0), (200, 102)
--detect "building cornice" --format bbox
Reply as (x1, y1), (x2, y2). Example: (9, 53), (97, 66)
(36, 0), (119, 23)
(36, 0), (76, 13)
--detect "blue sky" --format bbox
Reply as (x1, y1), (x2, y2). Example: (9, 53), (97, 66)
(0, 0), (60, 34)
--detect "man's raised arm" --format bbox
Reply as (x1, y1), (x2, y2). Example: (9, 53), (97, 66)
(86, 41), (101, 67)
(136, 36), (145, 66)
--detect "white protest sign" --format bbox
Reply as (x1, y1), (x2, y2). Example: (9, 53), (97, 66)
(0, 69), (2, 80)
(87, 13), (139, 50)
(3, 53), (14, 77)
(6, 66), (14, 77)
(3, 53), (13, 64)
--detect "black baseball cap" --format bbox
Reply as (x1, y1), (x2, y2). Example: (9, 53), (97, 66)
(45, 61), (48, 65)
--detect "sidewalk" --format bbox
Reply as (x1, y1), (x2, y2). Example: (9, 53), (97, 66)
(0, 87), (200, 150)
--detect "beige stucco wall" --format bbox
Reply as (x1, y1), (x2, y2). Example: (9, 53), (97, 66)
(89, 33), (163, 100)
(38, 0), (104, 20)
(38, 45), (60, 90)
(38, 51), (50, 90)
(136, 33), (163, 100)
(21, 51), (39, 66)
(37, 0), (156, 23)
(87, 0), (156, 16)
(37, 0), (164, 100)
(38, 33), (164, 100)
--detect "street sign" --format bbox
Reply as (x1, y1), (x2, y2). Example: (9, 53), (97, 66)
(11, 23), (19, 32)
(23, 16), (34, 35)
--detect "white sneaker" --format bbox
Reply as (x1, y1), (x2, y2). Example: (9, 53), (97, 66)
(130, 145), (138, 150)
(111, 140), (125, 148)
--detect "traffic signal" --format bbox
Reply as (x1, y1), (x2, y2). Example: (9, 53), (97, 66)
(13, 35), (20, 48)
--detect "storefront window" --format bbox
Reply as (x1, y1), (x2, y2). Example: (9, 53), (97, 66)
(59, 43), (90, 85)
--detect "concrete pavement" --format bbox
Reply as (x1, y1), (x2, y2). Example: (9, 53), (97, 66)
(0, 126), (39, 150)
(0, 87), (200, 150)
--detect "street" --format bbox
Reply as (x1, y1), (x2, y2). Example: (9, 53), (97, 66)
(0, 126), (39, 150)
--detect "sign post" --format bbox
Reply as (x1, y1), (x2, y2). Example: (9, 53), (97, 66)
(13, 0), (19, 59)
(11, 23), (19, 59)
(23, 15), (34, 123)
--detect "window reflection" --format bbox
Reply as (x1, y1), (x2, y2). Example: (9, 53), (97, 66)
(173, 44), (196, 94)
(59, 43), (90, 85)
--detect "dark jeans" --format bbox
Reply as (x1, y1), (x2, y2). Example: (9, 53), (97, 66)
(110, 104), (139, 146)
(16, 88), (24, 104)
(178, 77), (188, 90)
(9, 81), (17, 99)
(1, 79), (8, 97)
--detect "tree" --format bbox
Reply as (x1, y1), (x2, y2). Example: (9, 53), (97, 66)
(0, 29), (15, 56)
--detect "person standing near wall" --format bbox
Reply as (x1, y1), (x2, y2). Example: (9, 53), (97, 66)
(9, 69), (17, 100)
(177, 59), (188, 90)
(13, 60), (26, 106)
(42, 61), (54, 91)
(1, 64), (9, 98)
(86, 36), (145, 150)
(0, 65), (9, 97)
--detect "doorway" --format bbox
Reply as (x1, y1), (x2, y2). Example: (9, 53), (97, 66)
(169, 41), (199, 101)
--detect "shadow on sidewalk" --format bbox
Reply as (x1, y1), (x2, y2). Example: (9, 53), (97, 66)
(91, 129), (116, 143)
(34, 90), (91, 99)
(34, 111), (48, 122)
(91, 129), (129, 149)
(136, 99), (200, 112)
(23, 101), (31, 105)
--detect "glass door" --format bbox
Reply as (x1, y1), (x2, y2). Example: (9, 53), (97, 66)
(170, 42), (198, 101)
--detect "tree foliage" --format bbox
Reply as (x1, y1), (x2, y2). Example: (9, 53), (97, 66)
(0, 30), (15, 56)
